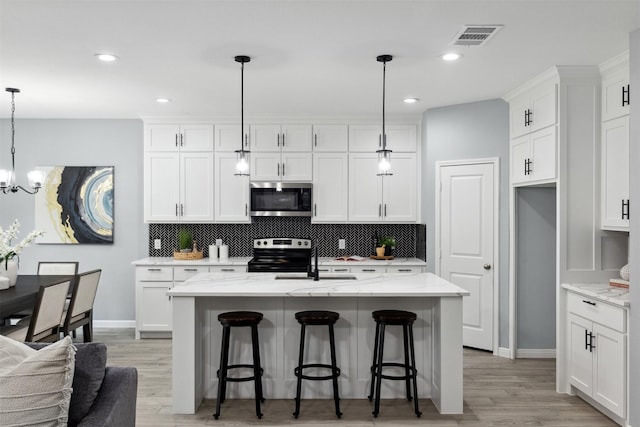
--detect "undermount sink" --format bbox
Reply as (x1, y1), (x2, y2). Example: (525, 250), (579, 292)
(275, 274), (356, 280)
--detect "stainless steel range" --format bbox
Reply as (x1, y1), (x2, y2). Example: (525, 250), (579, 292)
(247, 238), (312, 273)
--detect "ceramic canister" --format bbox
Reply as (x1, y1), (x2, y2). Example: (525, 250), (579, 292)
(219, 244), (229, 261)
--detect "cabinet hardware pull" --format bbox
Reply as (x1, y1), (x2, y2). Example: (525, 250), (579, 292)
(314, 203), (317, 216)
(221, 268), (234, 272)
(184, 268), (198, 272)
(585, 329), (589, 350)
(277, 133), (280, 147)
(398, 269), (412, 272)
(277, 163), (280, 176)
(245, 134), (248, 147)
(180, 133), (184, 147)
(282, 133), (285, 146)
(622, 199), (630, 220)
(314, 134), (317, 147)
(175, 134), (178, 147)
(384, 204), (387, 217)
(363, 269), (375, 272)
(589, 333), (596, 352)
(245, 204), (248, 216)
(622, 84), (630, 107)
(181, 204), (184, 216)
(175, 203), (179, 217)
(147, 268), (162, 271)
(335, 268), (348, 272)
(378, 134), (382, 147)
(524, 110), (528, 127)
(378, 204), (382, 217)
(282, 163), (285, 176)
(581, 299), (596, 306)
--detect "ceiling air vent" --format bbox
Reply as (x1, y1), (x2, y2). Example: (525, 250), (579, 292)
(449, 25), (503, 47)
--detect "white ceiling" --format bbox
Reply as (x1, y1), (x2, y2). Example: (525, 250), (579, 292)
(0, 0), (638, 120)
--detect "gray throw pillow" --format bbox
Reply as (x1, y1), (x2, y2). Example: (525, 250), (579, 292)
(26, 341), (107, 426)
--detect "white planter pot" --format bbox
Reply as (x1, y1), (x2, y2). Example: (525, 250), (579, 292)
(0, 259), (18, 287)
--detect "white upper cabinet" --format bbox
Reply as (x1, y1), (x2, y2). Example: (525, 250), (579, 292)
(509, 82), (557, 138)
(511, 126), (557, 185)
(144, 151), (214, 223)
(601, 116), (630, 230)
(349, 124), (416, 152)
(600, 52), (630, 231)
(145, 124), (214, 152)
(214, 152), (250, 223)
(250, 152), (312, 182)
(348, 152), (417, 223)
(251, 124), (312, 152)
(215, 124), (250, 152)
(312, 124), (348, 152)
(312, 152), (348, 223)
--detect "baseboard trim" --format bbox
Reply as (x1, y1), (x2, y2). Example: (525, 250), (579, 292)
(515, 348), (556, 358)
(93, 320), (136, 328)
(497, 347), (511, 358)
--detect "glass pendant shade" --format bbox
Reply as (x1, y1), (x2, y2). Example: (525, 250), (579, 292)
(377, 149), (392, 176)
(235, 150), (250, 176)
(0, 170), (14, 189)
(27, 170), (45, 189)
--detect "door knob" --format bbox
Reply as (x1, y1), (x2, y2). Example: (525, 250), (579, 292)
(483, 264), (491, 270)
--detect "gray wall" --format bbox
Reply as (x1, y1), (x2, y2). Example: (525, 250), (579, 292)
(516, 187), (556, 350)
(421, 99), (510, 347)
(628, 28), (639, 427)
(0, 119), (145, 324)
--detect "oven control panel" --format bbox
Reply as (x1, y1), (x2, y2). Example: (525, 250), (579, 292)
(253, 238), (311, 249)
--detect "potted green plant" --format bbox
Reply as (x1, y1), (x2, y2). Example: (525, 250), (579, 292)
(378, 236), (396, 257)
(178, 228), (193, 252)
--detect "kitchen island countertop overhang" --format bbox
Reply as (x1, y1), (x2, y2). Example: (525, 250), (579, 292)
(167, 271), (470, 298)
(168, 272), (469, 416)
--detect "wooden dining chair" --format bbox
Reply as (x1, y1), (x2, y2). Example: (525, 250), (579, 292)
(37, 261), (79, 275)
(0, 279), (71, 342)
(60, 269), (101, 342)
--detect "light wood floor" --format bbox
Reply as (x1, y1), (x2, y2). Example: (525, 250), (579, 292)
(92, 328), (616, 426)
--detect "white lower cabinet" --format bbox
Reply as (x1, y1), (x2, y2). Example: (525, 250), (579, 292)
(135, 267), (173, 338)
(566, 292), (626, 418)
(136, 264), (247, 338)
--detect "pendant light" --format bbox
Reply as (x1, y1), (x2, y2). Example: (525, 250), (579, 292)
(376, 55), (393, 176)
(0, 88), (44, 194)
(234, 55), (251, 176)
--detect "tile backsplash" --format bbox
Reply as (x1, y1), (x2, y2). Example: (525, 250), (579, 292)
(149, 218), (426, 260)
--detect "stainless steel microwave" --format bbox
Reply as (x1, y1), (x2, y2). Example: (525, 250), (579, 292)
(250, 182), (312, 217)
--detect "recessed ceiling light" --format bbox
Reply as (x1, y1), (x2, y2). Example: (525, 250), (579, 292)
(95, 53), (118, 62)
(442, 52), (462, 62)
(156, 98), (171, 104)
(403, 97), (420, 104)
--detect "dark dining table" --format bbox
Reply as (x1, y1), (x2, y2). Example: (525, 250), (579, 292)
(0, 275), (76, 320)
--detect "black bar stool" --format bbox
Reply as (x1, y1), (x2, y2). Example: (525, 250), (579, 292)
(368, 309), (421, 418)
(292, 310), (342, 419)
(213, 311), (265, 420)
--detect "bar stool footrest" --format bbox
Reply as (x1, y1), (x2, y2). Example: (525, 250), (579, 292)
(294, 363), (341, 381)
(370, 362), (417, 381)
(217, 364), (264, 383)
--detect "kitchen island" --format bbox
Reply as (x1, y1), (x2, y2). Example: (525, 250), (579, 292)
(167, 272), (469, 415)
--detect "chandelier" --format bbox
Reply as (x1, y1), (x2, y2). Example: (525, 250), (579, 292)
(0, 88), (44, 194)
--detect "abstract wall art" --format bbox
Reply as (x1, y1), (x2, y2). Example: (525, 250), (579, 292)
(35, 166), (114, 244)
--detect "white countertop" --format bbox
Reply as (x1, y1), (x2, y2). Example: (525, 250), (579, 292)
(167, 271), (468, 298)
(562, 283), (630, 307)
(132, 256), (426, 267)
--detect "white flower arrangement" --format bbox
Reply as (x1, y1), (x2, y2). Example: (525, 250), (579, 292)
(0, 219), (44, 267)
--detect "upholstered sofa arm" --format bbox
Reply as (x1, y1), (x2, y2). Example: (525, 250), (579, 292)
(78, 367), (138, 427)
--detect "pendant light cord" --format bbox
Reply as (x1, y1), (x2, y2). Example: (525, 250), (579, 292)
(10, 90), (16, 173)
(382, 60), (386, 150)
(240, 60), (244, 151)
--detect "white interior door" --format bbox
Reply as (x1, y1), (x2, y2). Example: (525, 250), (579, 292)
(438, 161), (496, 351)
